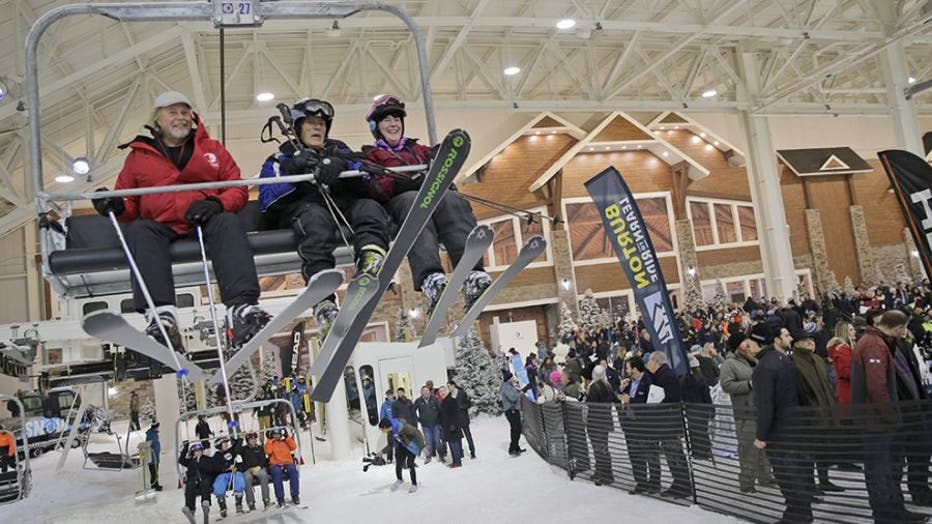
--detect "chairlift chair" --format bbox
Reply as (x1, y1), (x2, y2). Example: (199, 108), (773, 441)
(0, 395), (32, 504)
(81, 416), (139, 471)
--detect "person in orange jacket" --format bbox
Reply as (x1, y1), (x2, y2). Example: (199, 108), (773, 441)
(264, 427), (299, 508)
(0, 426), (15, 473)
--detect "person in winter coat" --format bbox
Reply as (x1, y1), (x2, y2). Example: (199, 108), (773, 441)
(0, 426), (14, 474)
(179, 441), (214, 524)
(414, 386), (444, 462)
(791, 330), (843, 494)
(585, 365), (620, 485)
(237, 432), (271, 511)
(827, 321), (855, 408)
(449, 380), (476, 459)
(264, 427), (300, 508)
(892, 333), (932, 507)
(194, 415), (213, 449)
(501, 371), (532, 456)
(391, 388), (418, 427)
(144, 422), (163, 491)
(379, 389), (395, 463)
(680, 355), (713, 460)
(563, 349), (583, 385)
(258, 98), (390, 340)
(721, 331), (774, 493)
(378, 417), (428, 492)
(363, 94), (491, 313)
(751, 323), (815, 524)
(439, 384), (464, 467)
(91, 90), (269, 352)
(645, 351), (692, 499)
(210, 436), (246, 516)
(620, 356), (658, 494)
(129, 391), (141, 431)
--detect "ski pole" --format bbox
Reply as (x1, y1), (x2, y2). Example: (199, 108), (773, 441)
(106, 211), (187, 377)
(195, 225), (237, 433)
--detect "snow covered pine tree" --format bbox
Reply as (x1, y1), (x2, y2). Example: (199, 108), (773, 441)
(557, 301), (578, 343)
(394, 310), (416, 342)
(453, 328), (503, 416)
(578, 289), (607, 337)
(140, 398), (157, 424)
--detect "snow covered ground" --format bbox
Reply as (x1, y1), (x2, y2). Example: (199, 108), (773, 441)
(5, 414), (742, 523)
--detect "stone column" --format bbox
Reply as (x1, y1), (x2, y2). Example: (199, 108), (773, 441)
(904, 227), (926, 279)
(804, 209), (831, 291)
(675, 219), (699, 277)
(849, 205), (874, 285)
(550, 229), (578, 315)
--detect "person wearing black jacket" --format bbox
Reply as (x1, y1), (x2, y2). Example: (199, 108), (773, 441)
(440, 384), (464, 467)
(195, 415), (212, 449)
(179, 441), (214, 524)
(211, 437), (246, 517)
(681, 355), (714, 460)
(238, 432), (271, 511)
(621, 355), (658, 494)
(894, 335), (932, 507)
(451, 381), (476, 459)
(586, 365), (620, 485)
(391, 388), (418, 427)
(646, 351), (692, 499)
(414, 386), (443, 462)
(752, 323), (815, 523)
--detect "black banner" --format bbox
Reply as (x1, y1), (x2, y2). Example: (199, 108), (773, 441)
(279, 321), (304, 377)
(878, 150), (932, 279)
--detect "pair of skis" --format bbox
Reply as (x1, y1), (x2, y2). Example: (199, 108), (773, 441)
(418, 232), (548, 347)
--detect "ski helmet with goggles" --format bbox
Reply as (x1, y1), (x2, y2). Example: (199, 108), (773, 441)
(291, 98), (335, 136)
(366, 94), (406, 139)
(245, 431), (259, 440)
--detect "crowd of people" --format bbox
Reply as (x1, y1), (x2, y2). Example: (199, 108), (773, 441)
(510, 279), (932, 524)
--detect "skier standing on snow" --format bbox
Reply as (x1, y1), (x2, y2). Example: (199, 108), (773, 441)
(144, 421), (164, 491)
(91, 90), (270, 353)
(179, 441), (213, 524)
(378, 417), (428, 493)
(258, 98), (391, 340)
(362, 94), (491, 313)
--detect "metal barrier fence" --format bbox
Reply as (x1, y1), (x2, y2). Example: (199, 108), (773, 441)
(521, 395), (932, 523)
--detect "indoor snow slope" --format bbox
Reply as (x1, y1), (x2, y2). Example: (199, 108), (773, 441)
(6, 415), (741, 524)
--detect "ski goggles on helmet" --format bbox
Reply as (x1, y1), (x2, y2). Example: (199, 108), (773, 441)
(190, 442), (204, 452)
(292, 98), (334, 121)
(366, 94), (406, 122)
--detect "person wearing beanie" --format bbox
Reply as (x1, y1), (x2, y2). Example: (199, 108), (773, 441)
(500, 371), (531, 456)
(258, 98), (391, 342)
(720, 329), (775, 493)
(362, 94), (492, 315)
(90, 90), (270, 354)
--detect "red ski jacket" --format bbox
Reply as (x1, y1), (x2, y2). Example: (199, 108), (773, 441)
(114, 116), (247, 235)
(364, 139), (433, 203)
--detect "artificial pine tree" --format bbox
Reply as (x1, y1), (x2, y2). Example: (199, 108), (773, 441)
(178, 379), (196, 414)
(394, 310), (416, 342)
(260, 349), (279, 384)
(825, 270), (843, 295)
(870, 264), (886, 287)
(578, 289), (607, 336)
(557, 301), (578, 343)
(228, 363), (256, 401)
(894, 262), (911, 284)
(844, 276), (856, 297)
(453, 328), (503, 417)
(684, 274), (704, 311)
(713, 280), (729, 310)
(140, 398), (157, 424)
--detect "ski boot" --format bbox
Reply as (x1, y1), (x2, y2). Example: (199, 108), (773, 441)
(356, 244), (386, 277)
(409, 485), (418, 493)
(390, 479), (403, 491)
(314, 299), (339, 342)
(248, 502), (256, 512)
(182, 507), (196, 524)
(462, 270), (492, 311)
(217, 497), (228, 518)
(277, 498), (287, 509)
(235, 495), (245, 514)
(421, 272), (448, 316)
(228, 303), (272, 347)
(145, 311), (184, 353)
(263, 498), (272, 510)
(291, 496), (300, 505)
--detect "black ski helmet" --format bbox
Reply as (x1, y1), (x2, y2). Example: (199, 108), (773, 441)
(291, 98), (335, 137)
(366, 94), (406, 139)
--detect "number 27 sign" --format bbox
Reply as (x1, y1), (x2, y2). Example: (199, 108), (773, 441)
(216, 1), (259, 26)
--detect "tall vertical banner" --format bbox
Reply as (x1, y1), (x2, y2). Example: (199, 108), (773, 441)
(279, 321), (305, 377)
(585, 166), (688, 375)
(878, 149), (932, 279)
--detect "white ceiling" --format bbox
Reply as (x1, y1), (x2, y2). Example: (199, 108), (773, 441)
(0, 0), (931, 235)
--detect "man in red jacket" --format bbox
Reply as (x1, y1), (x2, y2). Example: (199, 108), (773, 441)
(363, 95), (490, 313)
(92, 91), (268, 351)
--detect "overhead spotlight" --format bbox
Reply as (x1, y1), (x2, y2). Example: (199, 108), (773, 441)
(908, 77), (916, 84)
(588, 147), (594, 151)
(326, 20), (341, 37)
(561, 278), (571, 290)
(107, 387), (118, 397)
(699, 132), (707, 138)
(912, 249), (920, 258)
(621, 145), (627, 150)
(54, 173), (75, 183)
(556, 18), (576, 30)
(256, 92), (275, 102)
(605, 146), (610, 150)
(713, 140), (720, 146)
(687, 266), (696, 277)
(705, 144), (714, 151)
(504, 66), (521, 76)
(72, 157), (90, 175)
(702, 89), (718, 98)
(409, 308), (419, 319)
(662, 151), (669, 157)
(636, 144), (643, 149)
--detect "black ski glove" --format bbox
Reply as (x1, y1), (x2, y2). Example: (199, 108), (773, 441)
(393, 174), (423, 194)
(280, 150), (319, 176)
(91, 187), (125, 217)
(184, 196), (223, 225)
(316, 157), (346, 188)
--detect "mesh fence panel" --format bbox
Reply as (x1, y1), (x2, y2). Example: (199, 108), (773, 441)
(520, 396), (932, 523)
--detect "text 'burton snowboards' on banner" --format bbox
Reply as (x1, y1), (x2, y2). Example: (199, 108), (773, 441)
(584, 166), (688, 375)
(878, 149), (932, 279)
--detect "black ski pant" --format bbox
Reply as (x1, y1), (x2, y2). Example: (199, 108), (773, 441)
(768, 441), (815, 523)
(395, 445), (417, 485)
(0, 447), (12, 473)
(385, 190), (479, 290)
(126, 214), (259, 312)
(130, 411), (141, 431)
(277, 198), (390, 287)
(505, 408), (522, 453)
(462, 422), (476, 457)
(864, 433), (907, 522)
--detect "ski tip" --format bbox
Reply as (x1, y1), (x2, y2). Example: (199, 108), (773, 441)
(176, 368), (189, 378)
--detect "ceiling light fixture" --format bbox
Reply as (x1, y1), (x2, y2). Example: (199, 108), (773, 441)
(503, 66), (521, 76)
(702, 89), (718, 98)
(55, 173), (75, 183)
(72, 157), (90, 175)
(556, 19), (576, 30)
(662, 151), (669, 157)
(326, 20), (341, 37)
(256, 92), (275, 102)
(908, 77), (916, 84)
(699, 132), (707, 138)
(713, 140), (720, 146)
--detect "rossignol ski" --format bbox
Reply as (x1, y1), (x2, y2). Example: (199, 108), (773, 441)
(310, 129), (471, 402)
(209, 269), (343, 385)
(418, 224), (494, 348)
(451, 235), (547, 339)
(307, 272), (380, 376)
(83, 311), (208, 380)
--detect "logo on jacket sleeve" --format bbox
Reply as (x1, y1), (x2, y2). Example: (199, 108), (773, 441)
(204, 152), (219, 168)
